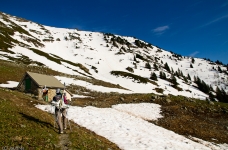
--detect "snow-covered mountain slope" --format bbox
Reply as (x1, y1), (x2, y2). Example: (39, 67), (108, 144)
(0, 12), (227, 101)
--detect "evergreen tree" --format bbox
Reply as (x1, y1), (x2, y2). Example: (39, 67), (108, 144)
(194, 76), (210, 94)
(194, 76), (197, 82)
(160, 71), (166, 80)
(153, 63), (158, 71)
(134, 55), (137, 62)
(163, 72), (166, 79)
(187, 74), (191, 80)
(175, 71), (179, 78)
(113, 41), (118, 48)
(216, 87), (228, 103)
(159, 71), (163, 79)
(145, 62), (151, 69)
(164, 62), (170, 72)
(210, 85), (214, 92)
(191, 58), (195, 64)
(218, 66), (222, 72)
(170, 74), (178, 87)
(190, 64), (193, 68)
(150, 72), (158, 81)
(209, 92), (215, 101)
(171, 67), (174, 74)
(180, 70), (184, 77)
(216, 87), (223, 102)
(183, 76), (188, 83)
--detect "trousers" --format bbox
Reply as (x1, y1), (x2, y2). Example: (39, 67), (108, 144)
(55, 108), (67, 133)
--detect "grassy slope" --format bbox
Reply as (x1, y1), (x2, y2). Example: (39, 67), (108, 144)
(0, 89), (58, 149)
(0, 60), (120, 149)
(0, 59), (61, 84)
(0, 59), (228, 148)
(0, 88), (120, 149)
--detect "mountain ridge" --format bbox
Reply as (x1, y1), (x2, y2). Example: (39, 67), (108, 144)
(0, 11), (227, 102)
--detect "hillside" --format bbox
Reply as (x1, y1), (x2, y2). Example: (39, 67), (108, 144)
(0, 11), (227, 102)
(0, 11), (228, 149)
(0, 87), (120, 149)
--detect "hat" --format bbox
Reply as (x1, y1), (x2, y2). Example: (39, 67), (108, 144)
(56, 88), (60, 93)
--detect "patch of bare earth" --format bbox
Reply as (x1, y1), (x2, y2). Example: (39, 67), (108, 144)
(55, 134), (71, 150)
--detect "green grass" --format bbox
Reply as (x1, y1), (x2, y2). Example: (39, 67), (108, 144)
(0, 16), (89, 75)
(29, 48), (91, 75)
(0, 59), (60, 83)
(0, 88), (120, 149)
(69, 124), (119, 150)
(0, 89), (59, 149)
(29, 48), (61, 64)
(0, 15), (43, 52)
(0, 58), (228, 147)
(111, 71), (148, 83)
(62, 59), (90, 75)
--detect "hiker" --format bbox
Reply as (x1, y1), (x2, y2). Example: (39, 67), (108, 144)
(42, 86), (48, 101)
(51, 89), (68, 134)
(63, 92), (68, 104)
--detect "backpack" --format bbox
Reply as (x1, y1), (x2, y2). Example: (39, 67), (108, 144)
(53, 94), (62, 102)
(63, 96), (68, 104)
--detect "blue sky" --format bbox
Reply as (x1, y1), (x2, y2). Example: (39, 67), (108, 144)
(1, 0), (228, 64)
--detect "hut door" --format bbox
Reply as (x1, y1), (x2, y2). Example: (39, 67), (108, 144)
(25, 78), (31, 91)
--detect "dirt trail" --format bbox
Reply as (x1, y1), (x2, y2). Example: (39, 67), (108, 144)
(59, 133), (71, 150)
(56, 133), (71, 150)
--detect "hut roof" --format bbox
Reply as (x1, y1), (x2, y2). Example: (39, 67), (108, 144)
(25, 71), (65, 88)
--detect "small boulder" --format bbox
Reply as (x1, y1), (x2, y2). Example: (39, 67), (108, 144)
(166, 99), (171, 103)
(120, 97), (124, 102)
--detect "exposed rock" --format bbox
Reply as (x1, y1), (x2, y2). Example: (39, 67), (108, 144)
(120, 97), (124, 102)
(166, 99), (171, 103)
(183, 107), (187, 110)
(32, 96), (38, 99)
(20, 124), (26, 128)
(12, 136), (22, 142)
(133, 98), (138, 101)
(209, 101), (214, 105)
(151, 99), (156, 102)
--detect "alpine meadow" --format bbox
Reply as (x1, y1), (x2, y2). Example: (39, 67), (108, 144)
(0, 11), (228, 150)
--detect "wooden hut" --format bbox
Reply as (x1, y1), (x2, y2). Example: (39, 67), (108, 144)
(17, 71), (72, 102)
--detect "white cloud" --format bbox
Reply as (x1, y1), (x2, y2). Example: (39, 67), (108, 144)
(221, 0), (228, 7)
(189, 51), (199, 57)
(153, 25), (169, 35)
(201, 14), (228, 27)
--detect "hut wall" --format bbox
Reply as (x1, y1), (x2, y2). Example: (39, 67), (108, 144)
(48, 89), (57, 102)
(18, 75), (39, 95)
(65, 92), (72, 101)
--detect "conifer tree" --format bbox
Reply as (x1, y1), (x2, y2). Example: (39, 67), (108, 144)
(164, 62), (170, 72)
(191, 58), (195, 64)
(145, 62), (151, 69)
(170, 74), (178, 88)
(153, 63), (158, 71)
(218, 66), (222, 72)
(160, 71), (166, 80)
(187, 74), (191, 80)
(150, 72), (158, 81)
